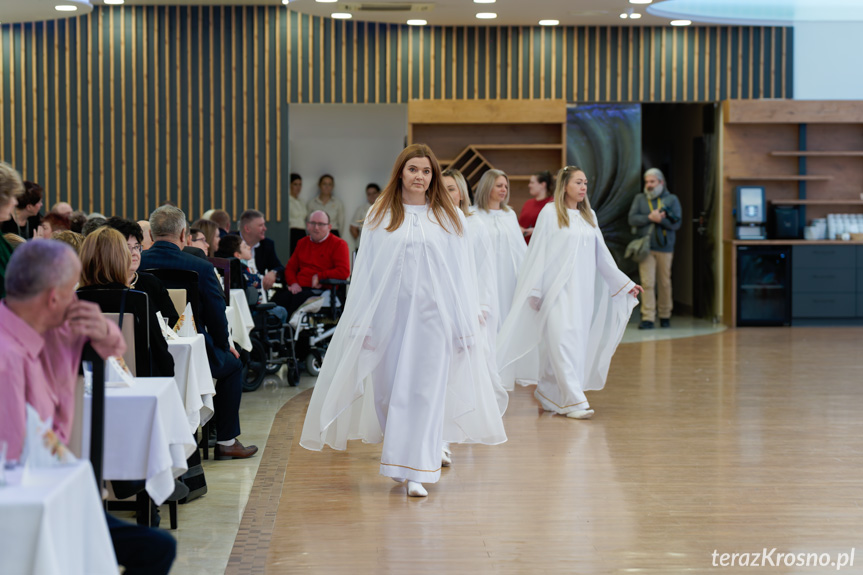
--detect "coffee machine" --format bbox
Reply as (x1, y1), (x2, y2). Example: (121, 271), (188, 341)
(735, 186), (767, 240)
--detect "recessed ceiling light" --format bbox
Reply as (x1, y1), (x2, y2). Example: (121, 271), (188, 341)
(630, 0), (652, 4)
(629, 13), (642, 19)
(407, 19), (427, 26)
(316, 0), (338, 3)
(538, 19), (560, 26)
(104, 0), (124, 5)
(620, 13), (628, 19)
(474, 0), (496, 3)
(670, 19), (691, 26)
(331, 12), (352, 19)
(55, 4), (78, 11)
(476, 12), (497, 19)
(281, 0), (291, 4)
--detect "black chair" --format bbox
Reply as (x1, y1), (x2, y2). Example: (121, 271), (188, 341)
(207, 257), (231, 301)
(142, 269), (200, 329)
(77, 289), (152, 377)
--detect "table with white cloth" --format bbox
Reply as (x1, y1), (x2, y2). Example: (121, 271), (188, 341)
(82, 378), (197, 506)
(166, 333), (216, 432)
(226, 288), (255, 351)
(0, 461), (118, 575)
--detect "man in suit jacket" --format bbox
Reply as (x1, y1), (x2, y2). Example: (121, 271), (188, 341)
(239, 209), (282, 291)
(141, 206), (257, 460)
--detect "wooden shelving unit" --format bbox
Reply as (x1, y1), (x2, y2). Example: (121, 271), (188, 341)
(727, 175), (833, 181)
(770, 199), (863, 205)
(408, 100), (567, 212)
(770, 151), (863, 157)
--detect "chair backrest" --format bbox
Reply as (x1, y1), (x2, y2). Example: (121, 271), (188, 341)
(167, 289), (186, 318)
(76, 289), (151, 377)
(227, 257), (245, 290)
(208, 256), (231, 301)
(143, 268), (200, 331)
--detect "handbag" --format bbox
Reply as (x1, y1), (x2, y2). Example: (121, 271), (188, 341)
(625, 224), (654, 262)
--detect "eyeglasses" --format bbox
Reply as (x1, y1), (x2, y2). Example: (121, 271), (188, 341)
(307, 222), (329, 228)
(128, 244), (142, 254)
(191, 236), (207, 243)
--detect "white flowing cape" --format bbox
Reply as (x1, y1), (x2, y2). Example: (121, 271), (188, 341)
(496, 204), (638, 392)
(470, 207), (527, 324)
(300, 206), (507, 451)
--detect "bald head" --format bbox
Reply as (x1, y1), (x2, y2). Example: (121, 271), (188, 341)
(306, 210), (331, 242)
(137, 220), (154, 250)
(50, 202), (74, 218)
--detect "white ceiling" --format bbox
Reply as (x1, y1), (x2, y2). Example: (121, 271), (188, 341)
(2, 0), (861, 27)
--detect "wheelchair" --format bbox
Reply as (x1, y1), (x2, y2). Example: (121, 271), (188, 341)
(287, 279), (348, 377)
(241, 286), (302, 392)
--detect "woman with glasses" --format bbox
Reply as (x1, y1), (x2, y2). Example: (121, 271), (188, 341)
(105, 217), (180, 329)
(301, 144), (506, 498)
(497, 166), (642, 420)
(192, 218), (220, 257)
(471, 169), (527, 325)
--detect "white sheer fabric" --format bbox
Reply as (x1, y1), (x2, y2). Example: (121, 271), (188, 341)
(496, 204), (638, 412)
(300, 204), (506, 484)
(470, 207), (526, 326)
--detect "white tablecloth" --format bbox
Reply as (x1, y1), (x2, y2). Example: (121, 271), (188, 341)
(227, 288), (255, 351)
(167, 334), (216, 431)
(83, 378), (197, 506)
(0, 461), (117, 575)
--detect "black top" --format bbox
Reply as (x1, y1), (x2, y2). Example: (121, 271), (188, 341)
(132, 271), (181, 328)
(1, 214), (40, 239)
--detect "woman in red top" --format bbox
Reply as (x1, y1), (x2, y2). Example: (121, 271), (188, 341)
(518, 170), (554, 244)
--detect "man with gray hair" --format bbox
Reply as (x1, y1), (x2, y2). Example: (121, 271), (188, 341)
(628, 167), (682, 329)
(141, 205), (257, 459)
(0, 239), (126, 461)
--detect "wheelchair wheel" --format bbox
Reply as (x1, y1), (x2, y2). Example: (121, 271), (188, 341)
(306, 351), (322, 377)
(243, 338), (267, 392)
(265, 362), (282, 375)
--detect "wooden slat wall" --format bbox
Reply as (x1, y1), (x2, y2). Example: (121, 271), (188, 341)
(0, 7), (793, 220)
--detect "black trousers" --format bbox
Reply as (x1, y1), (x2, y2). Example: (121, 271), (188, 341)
(106, 512), (176, 575)
(272, 287), (325, 318)
(208, 347), (244, 441)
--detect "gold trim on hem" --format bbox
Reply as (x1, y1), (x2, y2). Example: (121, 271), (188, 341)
(535, 388), (589, 410)
(381, 462), (442, 473)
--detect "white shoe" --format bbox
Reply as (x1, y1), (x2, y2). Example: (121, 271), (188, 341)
(566, 409), (595, 420)
(441, 449), (452, 467)
(407, 481), (428, 497)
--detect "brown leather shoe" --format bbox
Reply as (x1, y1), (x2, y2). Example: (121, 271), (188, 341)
(214, 440), (258, 460)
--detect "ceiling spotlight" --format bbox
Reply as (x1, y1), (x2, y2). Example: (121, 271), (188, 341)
(281, 0), (291, 4)
(331, 12), (352, 19)
(538, 20), (560, 26)
(55, 4), (78, 11)
(474, 0), (496, 3)
(316, 0), (338, 3)
(630, 0), (652, 4)
(670, 19), (692, 26)
(104, 0), (125, 5)
(476, 12), (497, 19)
(407, 19), (427, 26)
(620, 13), (628, 19)
(629, 12), (642, 19)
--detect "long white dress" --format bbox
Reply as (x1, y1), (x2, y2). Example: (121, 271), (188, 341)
(496, 204), (638, 414)
(300, 204), (506, 484)
(470, 207), (527, 324)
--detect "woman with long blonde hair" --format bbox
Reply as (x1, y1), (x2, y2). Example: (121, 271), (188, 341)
(497, 166), (642, 420)
(471, 169), (527, 324)
(301, 145), (506, 498)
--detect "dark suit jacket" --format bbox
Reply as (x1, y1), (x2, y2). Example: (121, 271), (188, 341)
(140, 241), (231, 363)
(252, 237), (283, 275)
(182, 246), (208, 260)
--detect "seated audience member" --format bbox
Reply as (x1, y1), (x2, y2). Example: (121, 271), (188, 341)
(105, 217), (180, 328)
(0, 162), (25, 299)
(184, 226), (210, 259)
(3, 233), (26, 249)
(280, 210), (350, 316)
(0, 240), (176, 575)
(50, 201), (74, 218)
(1, 180), (43, 238)
(78, 227), (175, 378)
(141, 205), (258, 460)
(209, 209), (232, 237)
(218, 234), (289, 325)
(35, 212), (71, 238)
(82, 216), (107, 236)
(51, 230), (85, 254)
(193, 218), (220, 257)
(349, 183), (381, 243)
(238, 209), (282, 291)
(69, 210), (88, 234)
(136, 220), (154, 250)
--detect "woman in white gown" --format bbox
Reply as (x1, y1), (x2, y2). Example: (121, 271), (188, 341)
(497, 166), (643, 419)
(300, 144), (506, 497)
(470, 169), (527, 324)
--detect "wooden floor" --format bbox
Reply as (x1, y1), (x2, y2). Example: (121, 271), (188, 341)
(227, 328), (863, 574)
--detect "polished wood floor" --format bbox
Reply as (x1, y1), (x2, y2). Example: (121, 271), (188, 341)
(227, 328), (863, 574)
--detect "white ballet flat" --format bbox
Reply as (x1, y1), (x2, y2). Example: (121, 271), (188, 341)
(407, 481), (428, 497)
(566, 409), (595, 420)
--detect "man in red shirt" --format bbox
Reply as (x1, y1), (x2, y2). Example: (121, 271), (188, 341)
(280, 210), (350, 316)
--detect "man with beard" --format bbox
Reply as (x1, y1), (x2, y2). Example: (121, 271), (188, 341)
(628, 168), (682, 329)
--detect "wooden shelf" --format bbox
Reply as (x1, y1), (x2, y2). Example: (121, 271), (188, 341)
(474, 144), (562, 150)
(770, 199), (863, 205)
(726, 175), (834, 181)
(770, 151), (863, 157)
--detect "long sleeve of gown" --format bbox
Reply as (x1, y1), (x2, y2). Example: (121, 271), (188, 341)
(594, 215), (634, 297)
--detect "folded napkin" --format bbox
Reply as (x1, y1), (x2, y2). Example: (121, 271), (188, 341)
(156, 311), (178, 340)
(21, 405), (76, 473)
(106, 356), (135, 387)
(173, 302), (198, 337)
